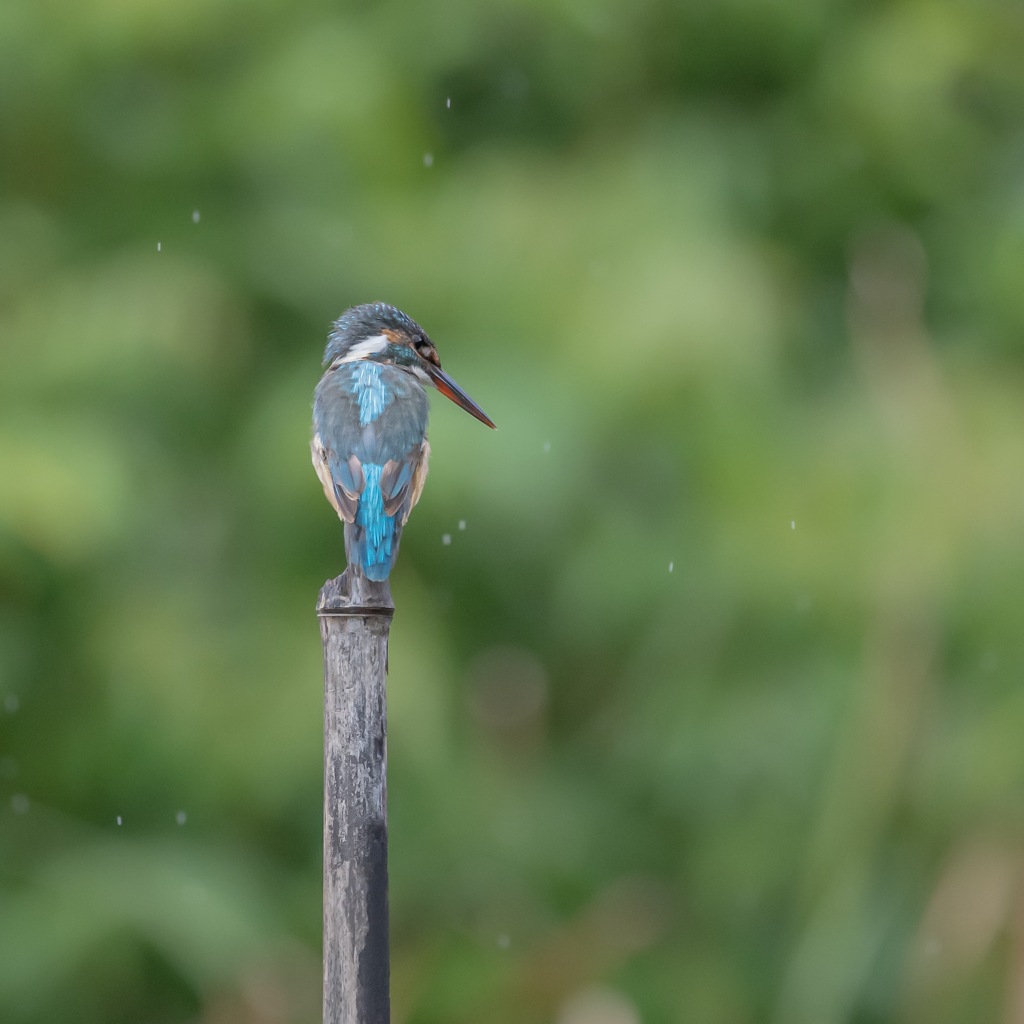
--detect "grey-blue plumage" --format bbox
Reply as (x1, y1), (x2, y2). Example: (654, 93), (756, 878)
(314, 360), (430, 579)
(312, 303), (495, 580)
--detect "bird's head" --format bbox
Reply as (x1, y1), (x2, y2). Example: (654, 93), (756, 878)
(324, 303), (495, 428)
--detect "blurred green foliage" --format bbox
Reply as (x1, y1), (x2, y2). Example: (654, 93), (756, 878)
(3, 0), (1024, 1021)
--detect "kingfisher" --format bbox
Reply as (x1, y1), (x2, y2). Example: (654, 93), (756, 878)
(312, 302), (495, 581)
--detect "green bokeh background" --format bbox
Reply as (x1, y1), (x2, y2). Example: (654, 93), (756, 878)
(3, 1), (1024, 1022)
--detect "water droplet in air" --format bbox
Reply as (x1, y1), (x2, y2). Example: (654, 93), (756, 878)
(192, 209), (200, 223)
(423, 152), (434, 167)
(668, 562), (674, 573)
(176, 811), (187, 825)
(157, 241), (162, 252)
(458, 520), (466, 531)
(446, 97), (451, 108)
(542, 441), (551, 453)
(116, 815), (123, 826)
(442, 534), (452, 546)
(790, 520), (795, 530)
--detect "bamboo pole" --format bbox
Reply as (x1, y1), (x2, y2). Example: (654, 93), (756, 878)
(317, 570), (394, 1024)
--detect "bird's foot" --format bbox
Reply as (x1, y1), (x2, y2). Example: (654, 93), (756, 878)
(317, 567), (394, 614)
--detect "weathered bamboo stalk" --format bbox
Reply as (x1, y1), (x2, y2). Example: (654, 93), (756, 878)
(317, 570), (394, 1024)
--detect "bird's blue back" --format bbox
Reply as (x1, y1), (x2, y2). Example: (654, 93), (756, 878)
(313, 360), (430, 580)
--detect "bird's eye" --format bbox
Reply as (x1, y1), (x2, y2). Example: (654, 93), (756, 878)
(414, 336), (438, 363)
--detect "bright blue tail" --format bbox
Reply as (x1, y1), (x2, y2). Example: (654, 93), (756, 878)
(344, 463), (400, 580)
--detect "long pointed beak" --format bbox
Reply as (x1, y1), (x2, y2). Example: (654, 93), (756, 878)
(428, 364), (496, 429)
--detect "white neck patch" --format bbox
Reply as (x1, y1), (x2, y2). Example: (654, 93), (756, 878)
(333, 334), (389, 365)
